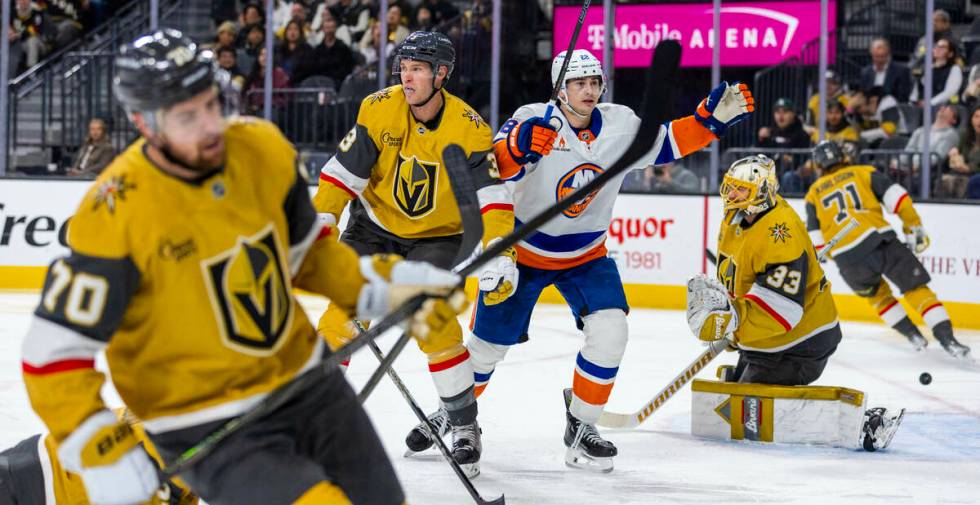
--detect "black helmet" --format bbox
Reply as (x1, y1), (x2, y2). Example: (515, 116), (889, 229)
(392, 31), (455, 79)
(812, 140), (846, 171)
(114, 28), (216, 112)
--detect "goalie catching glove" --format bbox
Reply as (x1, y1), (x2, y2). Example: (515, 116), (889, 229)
(58, 410), (161, 505)
(695, 81), (755, 137)
(686, 274), (739, 343)
(477, 238), (519, 305)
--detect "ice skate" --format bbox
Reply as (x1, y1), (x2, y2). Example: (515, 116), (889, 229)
(937, 336), (971, 360)
(404, 407), (450, 457)
(861, 407), (905, 452)
(450, 420), (482, 478)
(563, 388), (616, 472)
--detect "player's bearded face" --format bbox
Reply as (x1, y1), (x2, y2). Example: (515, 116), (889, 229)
(563, 77), (602, 114)
(157, 88), (227, 171)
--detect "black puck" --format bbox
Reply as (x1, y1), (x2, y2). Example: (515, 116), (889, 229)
(919, 372), (932, 385)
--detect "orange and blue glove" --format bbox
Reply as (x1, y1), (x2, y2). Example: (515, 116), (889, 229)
(506, 116), (559, 165)
(695, 81), (755, 137)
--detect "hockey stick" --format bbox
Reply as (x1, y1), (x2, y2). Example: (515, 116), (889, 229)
(359, 322), (504, 505)
(599, 218), (858, 428)
(543, 0), (592, 124)
(160, 42), (681, 479)
(356, 144), (485, 404)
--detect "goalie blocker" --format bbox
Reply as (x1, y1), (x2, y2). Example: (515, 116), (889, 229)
(691, 379), (903, 451)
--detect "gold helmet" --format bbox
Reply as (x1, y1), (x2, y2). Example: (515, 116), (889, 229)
(720, 154), (779, 214)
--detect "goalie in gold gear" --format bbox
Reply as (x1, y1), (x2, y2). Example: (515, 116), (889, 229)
(687, 154), (904, 451)
(806, 140), (971, 359)
(20, 29), (466, 505)
(312, 31), (515, 475)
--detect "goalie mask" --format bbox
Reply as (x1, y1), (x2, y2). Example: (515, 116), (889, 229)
(551, 49), (606, 117)
(720, 155), (779, 214)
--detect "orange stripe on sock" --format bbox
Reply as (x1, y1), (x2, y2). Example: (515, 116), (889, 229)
(572, 372), (615, 406)
(474, 384), (487, 398)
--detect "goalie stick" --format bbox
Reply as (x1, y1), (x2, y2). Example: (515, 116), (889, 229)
(357, 144), (485, 404)
(598, 218), (858, 428)
(160, 41), (682, 479)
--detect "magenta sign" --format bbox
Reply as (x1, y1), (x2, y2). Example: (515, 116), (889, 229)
(553, 2), (837, 68)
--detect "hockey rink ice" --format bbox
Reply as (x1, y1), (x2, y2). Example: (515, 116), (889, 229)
(1, 292), (978, 504)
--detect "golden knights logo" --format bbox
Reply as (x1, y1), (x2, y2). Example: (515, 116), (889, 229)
(368, 88), (393, 105)
(393, 153), (439, 218)
(93, 175), (136, 214)
(769, 222), (791, 243)
(716, 253), (737, 295)
(202, 224), (293, 356)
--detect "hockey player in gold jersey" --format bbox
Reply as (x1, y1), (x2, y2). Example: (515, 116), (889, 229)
(687, 154), (904, 451)
(805, 140), (971, 359)
(312, 31), (515, 474)
(20, 29), (468, 505)
(0, 410), (198, 504)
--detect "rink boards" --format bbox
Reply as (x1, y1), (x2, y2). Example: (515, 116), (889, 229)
(1, 179), (979, 328)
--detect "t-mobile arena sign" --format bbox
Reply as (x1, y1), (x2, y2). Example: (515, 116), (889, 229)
(553, 1), (837, 68)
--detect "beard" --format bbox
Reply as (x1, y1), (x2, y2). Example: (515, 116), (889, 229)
(154, 135), (226, 173)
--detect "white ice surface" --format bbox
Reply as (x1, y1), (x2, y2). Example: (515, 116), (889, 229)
(1, 292), (978, 504)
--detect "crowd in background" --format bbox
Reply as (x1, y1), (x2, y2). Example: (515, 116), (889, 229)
(6, 0), (106, 75)
(755, 10), (980, 200)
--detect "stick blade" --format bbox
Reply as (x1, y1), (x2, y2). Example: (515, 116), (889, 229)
(442, 144), (484, 267)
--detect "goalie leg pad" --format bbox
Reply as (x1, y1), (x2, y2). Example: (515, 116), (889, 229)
(570, 309), (628, 425)
(691, 379), (869, 449)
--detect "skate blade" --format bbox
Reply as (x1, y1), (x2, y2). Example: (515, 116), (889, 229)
(564, 448), (613, 473)
(460, 462), (480, 479)
(403, 447), (443, 459)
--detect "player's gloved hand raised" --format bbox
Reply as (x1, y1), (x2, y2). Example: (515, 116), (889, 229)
(695, 81), (755, 137)
(58, 410), (161, 505)
(686, 274), (739, 342)
(904, 225), (930, 254)
(507, 116), (559, 164)
(355, 254), (461, 320)
(478, 238), (519, 305)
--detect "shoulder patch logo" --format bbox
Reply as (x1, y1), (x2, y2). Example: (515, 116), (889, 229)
(769, 222), (791, 243)
(462, 109), (486, 129)
(93, 175), (136, 214)
(368, 88), (393, 105)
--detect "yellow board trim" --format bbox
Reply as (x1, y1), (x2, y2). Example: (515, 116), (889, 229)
(692, 379), (865, 407)
(6, 270), (980, 329)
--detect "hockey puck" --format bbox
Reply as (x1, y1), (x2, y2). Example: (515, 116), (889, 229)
(919, 372), (932, 385)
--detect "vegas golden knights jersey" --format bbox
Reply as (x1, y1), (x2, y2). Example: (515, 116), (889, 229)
(22, 118), (368, 441)
(313, 85), (513, 245)
(717, 196), (839, 352)
(804, 164), (922, 264)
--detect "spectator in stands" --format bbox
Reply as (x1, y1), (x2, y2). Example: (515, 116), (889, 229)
(10, 0), (51, 73)
(810, 101), (859, 145)
(45, 0), (87, 49)
(852, 86), (900, 148)
(236, 3), (265, 46)
(413, 5), (435, 31)
(419, 0), (460, 26)
(910, 9), (960, 75)
(216, 46), (245, 92)
(386, 5), (411, 46)
(276, 2), (314, 40)
(807, 69), (848, 126)
(68, 118), (113, 177)
(237, 23), (265, 80)
(968, 175), (980, 199)
(306, 11), (356, 91)
(859, 38), (912, 104)
(208, 21), (237, 50)
(331, 0), (371, 42)
(243, 46), (290, 115)
(271, 0), (294, 35)
(758, 98), (811, 149)
(277, 19), (315, 80)
(651, 162), (699, 193)
(944, 104), (980, 198)
(960, 61), (980, 107)
(905, 104), (960, 173)
(911, 37), (964, 108)
(359, 21), (388, 67)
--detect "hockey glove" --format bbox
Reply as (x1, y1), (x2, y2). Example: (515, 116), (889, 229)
(356, 254), (461, 320)
(58, 410), (161, 505)
(695, 81), (755, 137)
(409, 291), (470, 355)
(686, 274), (739, 343)
(507, 116), (559, 164)
(904, 225), (930, 254)
(478, 238), (519, 305)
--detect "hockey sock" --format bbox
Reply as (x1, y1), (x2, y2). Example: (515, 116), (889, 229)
(427, 345), (478, 426)
(466, 335), (510, 398)
(903, 285), (949, 328)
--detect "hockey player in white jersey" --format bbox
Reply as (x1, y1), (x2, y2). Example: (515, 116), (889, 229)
(405, 49), (754, 473)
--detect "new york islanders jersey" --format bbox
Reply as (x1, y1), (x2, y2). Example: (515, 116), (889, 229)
(494, 103), (716, 269)
(804, 165), (922, 264)
(314, 85), (513, 245)
(716, 196), (839, 352)
(22, 118), (368, 441)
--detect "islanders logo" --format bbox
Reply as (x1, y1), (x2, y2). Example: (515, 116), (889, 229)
(556, 163), (604, 218)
